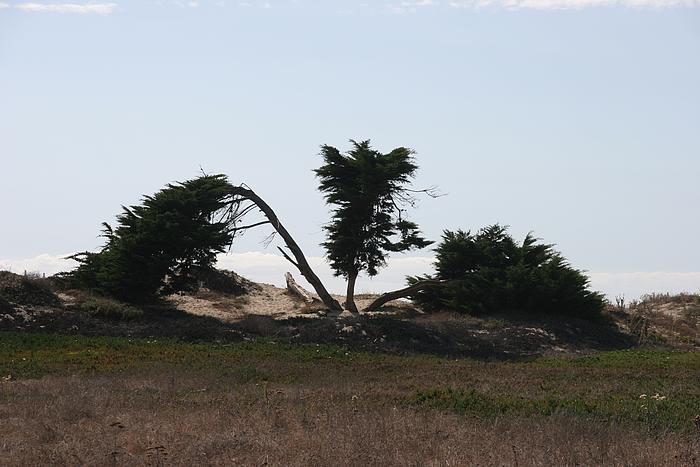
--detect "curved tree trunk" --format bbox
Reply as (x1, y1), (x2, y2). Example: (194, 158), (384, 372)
(365, 279), (444, 312)
(230, 186), (343, 314)
(344, 271), (359, 314)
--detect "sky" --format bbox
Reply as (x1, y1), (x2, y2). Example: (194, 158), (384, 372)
(1, 0), (699, 299)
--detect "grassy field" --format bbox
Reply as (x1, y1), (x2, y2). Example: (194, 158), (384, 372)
(1, 332), (698, 466)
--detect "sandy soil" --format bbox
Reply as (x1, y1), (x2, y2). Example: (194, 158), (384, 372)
(168, 282), (415, 322)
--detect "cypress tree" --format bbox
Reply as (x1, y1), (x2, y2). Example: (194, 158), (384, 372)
(315, 140), (432, 313)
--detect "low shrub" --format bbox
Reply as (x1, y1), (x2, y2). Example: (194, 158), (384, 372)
(0, 271), (60, 307)
(409, 225), (605, 319)
(78, 297), (143, 321)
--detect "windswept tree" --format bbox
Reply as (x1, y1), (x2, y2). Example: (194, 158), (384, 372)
(64, 175), (240, 302)
(315, 140), (433, 313)
(63, 174), (343, 311)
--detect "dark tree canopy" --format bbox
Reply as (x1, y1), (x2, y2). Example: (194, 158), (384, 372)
(315, 140), (432, 312)
(409, 225), (605, 319)
(64, 175), (238, 302)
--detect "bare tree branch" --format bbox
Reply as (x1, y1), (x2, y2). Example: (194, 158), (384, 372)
(404, 186), (445, 198)
(235, 203), (259, 219)
(277, 246), (299, 269)
(261, 231), (277, 248)
(231, 220), (271, 232)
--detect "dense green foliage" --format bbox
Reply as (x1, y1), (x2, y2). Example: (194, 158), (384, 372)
(410, 225), (605, 318)
(63, 175), (236, 302)
(315, 140), (432, 308)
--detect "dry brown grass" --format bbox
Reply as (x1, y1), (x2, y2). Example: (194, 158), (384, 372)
(1, 331), (699, 466)
(620, 293), (700, 348)
(1, 370), (697, 467)
(194, 289), (250, 313)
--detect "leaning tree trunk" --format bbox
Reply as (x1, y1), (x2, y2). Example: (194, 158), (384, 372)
(231, 186), (343, 314)
(365, 279), (444, 312)
(344, 271), (359, 314)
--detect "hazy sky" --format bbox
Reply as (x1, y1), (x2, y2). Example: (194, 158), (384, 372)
(1, 1), (699, 297)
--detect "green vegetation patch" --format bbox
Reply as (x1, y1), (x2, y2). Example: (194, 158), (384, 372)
(533, 349), (700, 369)
(413, 387), (700, 433)
(0, 332), (374, 379)
(78, 297), (144, 321)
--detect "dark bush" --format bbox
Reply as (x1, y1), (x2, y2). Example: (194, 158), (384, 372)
(409, 225), (605, 319)
(0, 294), (14, 313)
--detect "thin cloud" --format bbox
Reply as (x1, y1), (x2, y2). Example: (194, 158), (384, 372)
(448, 0), (700, 8)
(0, 253), (79, 276)
(13, 2), (118, 14)
(390, 0), (437, 14)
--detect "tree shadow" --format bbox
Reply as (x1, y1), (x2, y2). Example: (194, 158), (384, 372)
(5, 300), (638, 361)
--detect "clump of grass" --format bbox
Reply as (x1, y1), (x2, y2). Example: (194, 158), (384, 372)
(214, 295), (249, 312)
(78, 297), (143, 321)
(193, 288), (249, 312)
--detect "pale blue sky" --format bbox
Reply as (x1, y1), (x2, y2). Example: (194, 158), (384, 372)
(1, 1), (699, 296)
